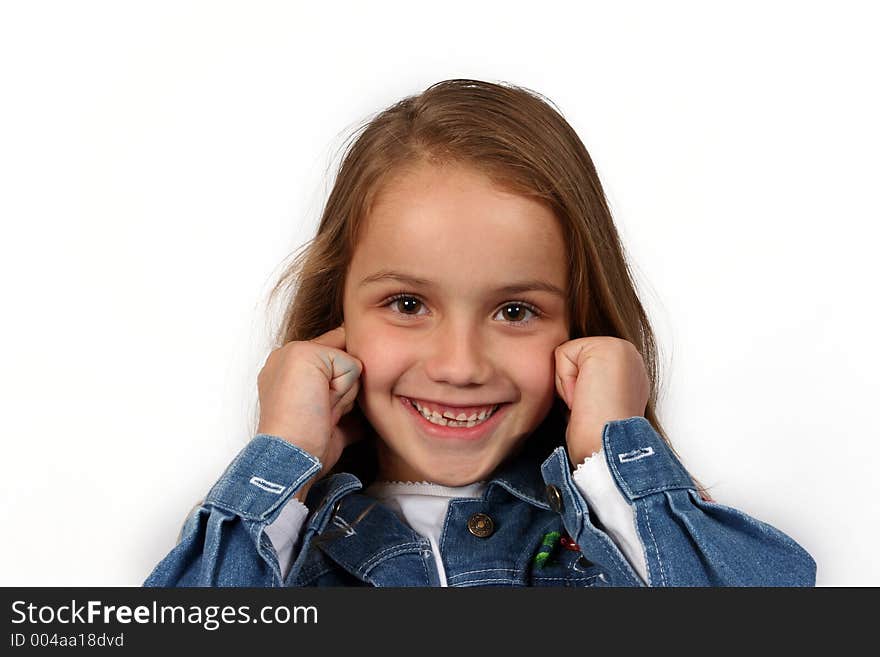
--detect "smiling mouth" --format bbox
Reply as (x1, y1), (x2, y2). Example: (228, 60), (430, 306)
(406, 398), (501, 427)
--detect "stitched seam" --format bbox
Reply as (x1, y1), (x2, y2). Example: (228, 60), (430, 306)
(532, 575), (600, 583)
(565, 466), (587, 524)
(452, 578), (522, 586)
(361, 541), (425, 565)
(606, 441), (635, 499)
(359, 542), (426, 575)
(448, 568), (521, 580)
(439, 499), (466, 553)
(491, 479), (549, 509)
(628, 482), (692, 496)
(632, 503), (653, 586)
(256, 532), (282, 585)
(643, 496), (666, 586)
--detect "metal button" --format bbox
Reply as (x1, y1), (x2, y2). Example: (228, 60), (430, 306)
(467, 513), (495, 538)
(546, 484), (563, 512)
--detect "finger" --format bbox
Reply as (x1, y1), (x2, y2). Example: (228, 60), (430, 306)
(328, 353), (362, 393)
(310, 324), (347, 350)
(554, 369), (569, 408)
(554, 347), (579, 408)
(331, 378), (360, 425)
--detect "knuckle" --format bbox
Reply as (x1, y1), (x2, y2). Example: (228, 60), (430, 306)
(285, 340), (307, 357)
(269, 345), (291, 365)
(612, 337), (635, 354)
(257, 358), (273, 379)
(286, 341), (316, 366)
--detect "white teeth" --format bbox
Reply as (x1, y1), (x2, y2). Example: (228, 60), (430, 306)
(410, 399), (499, 428)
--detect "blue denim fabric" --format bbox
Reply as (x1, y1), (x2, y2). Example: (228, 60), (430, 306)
(144, 417), (816, 587)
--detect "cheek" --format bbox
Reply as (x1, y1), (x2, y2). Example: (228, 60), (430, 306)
(347, 324), (412, 393)
(507, 341), (557, 398)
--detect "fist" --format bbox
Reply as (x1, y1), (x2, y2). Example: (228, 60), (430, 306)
(554, 336), (651, 465)
(256, 325), (365, 475)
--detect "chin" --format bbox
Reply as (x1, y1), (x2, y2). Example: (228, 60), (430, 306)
(423, 461), (493, 487)
(430, 473), (477, 487)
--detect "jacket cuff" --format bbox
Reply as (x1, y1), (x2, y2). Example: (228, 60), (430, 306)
(205, 434), (322, 521)
(601, 417), (694, 500)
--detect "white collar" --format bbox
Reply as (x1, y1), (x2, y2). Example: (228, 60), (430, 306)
(365, 480), (487, 499)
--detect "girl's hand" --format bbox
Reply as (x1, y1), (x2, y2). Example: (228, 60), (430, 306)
(256, 325), (366, 497)
(554, 336), (651, 466)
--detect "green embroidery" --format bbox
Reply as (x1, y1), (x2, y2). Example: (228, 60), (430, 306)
(533, 531), (561, 569)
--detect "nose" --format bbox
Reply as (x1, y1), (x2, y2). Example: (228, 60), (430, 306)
(423, 318), (493, 386)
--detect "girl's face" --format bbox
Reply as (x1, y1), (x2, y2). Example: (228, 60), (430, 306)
(342, 162), (569, 485)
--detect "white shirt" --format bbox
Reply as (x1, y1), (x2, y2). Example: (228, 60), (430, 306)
(364, 480), (487, 586)
(264, 447), (648, 585)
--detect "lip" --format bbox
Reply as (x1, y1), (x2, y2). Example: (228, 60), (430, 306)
(399, 395), (509, 442)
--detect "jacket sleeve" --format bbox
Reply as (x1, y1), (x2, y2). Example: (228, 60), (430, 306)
(143, 435), (321, 587)
(541, 417), (817, 587)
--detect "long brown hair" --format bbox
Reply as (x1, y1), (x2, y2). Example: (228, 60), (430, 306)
(257, 78), (710, 496)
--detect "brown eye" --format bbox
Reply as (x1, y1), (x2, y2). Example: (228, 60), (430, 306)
(393, 296), (422, 314)
(493, 302), (540, 326)
(502, 304), (527, 321)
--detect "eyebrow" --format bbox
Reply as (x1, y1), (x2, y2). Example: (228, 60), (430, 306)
(358, 269), (567, 299)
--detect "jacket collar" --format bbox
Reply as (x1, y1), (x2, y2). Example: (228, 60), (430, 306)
(483, 406), (568, 510)
(304, 399), (569, 525)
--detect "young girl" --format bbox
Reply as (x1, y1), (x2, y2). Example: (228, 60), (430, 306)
(145, 79), (816, 587)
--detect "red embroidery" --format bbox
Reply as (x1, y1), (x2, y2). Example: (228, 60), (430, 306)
(560, 534), (581, 551)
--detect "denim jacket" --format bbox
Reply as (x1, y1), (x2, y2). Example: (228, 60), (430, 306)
(144, 417), (816, 587)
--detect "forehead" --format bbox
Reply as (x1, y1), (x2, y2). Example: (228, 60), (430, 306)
(350, 164), (567, 290)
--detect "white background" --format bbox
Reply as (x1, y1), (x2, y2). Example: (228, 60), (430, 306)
(1, 1), (877, 586)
